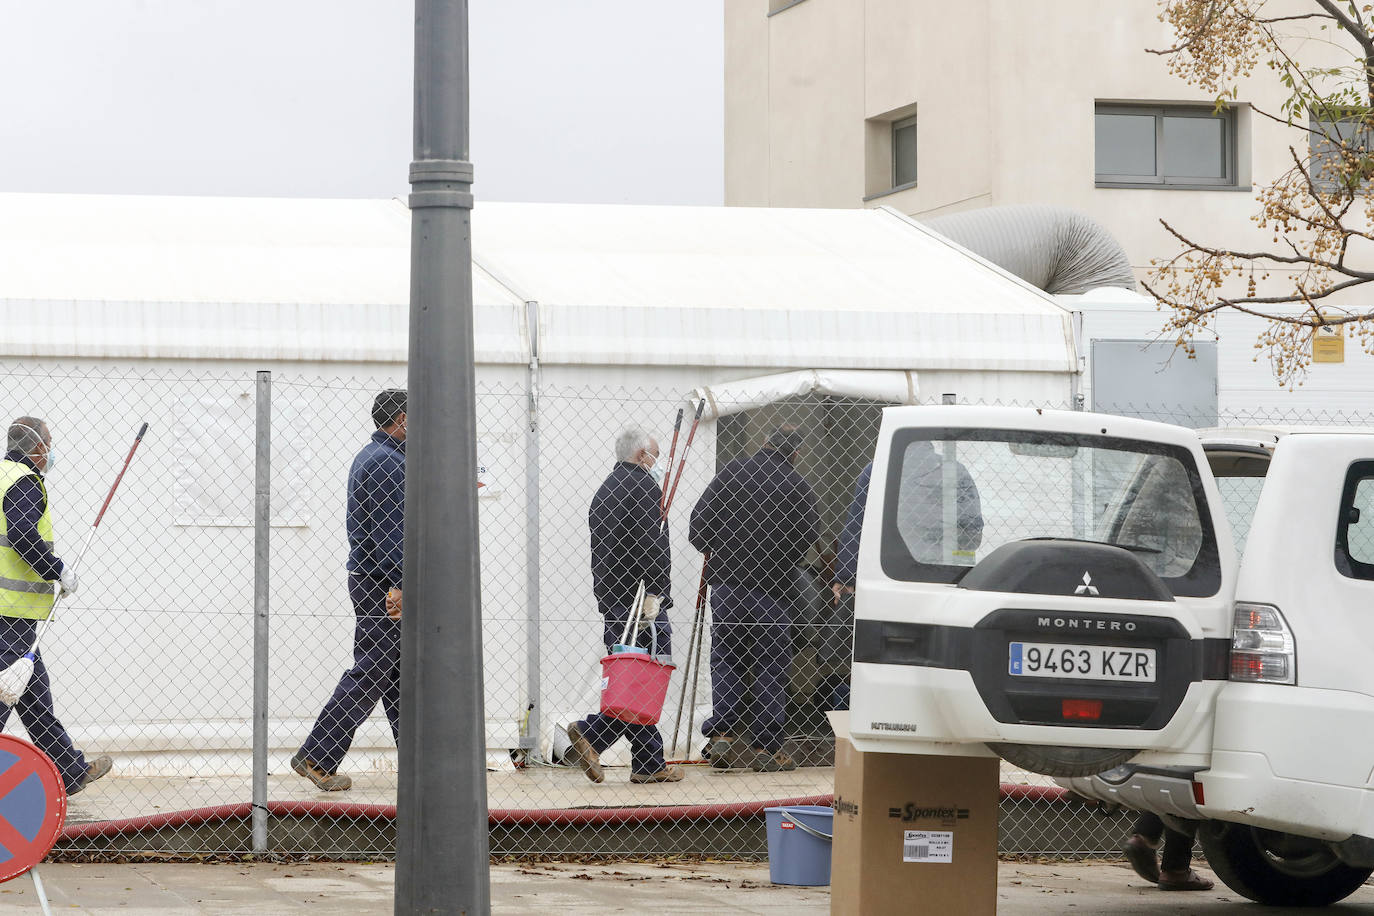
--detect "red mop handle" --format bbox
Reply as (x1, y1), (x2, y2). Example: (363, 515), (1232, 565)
(659, 407), (684, 516)
(92, 422), (148, 530)
(661, 399), (705, 524)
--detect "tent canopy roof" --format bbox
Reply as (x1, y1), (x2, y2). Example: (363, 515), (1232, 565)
(0, 193), (1073, 372)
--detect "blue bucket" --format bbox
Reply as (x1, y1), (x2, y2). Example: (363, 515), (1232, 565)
(764, 805), (834, 886)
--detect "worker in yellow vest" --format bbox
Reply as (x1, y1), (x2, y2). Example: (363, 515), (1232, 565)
(0, 417), (111, 794)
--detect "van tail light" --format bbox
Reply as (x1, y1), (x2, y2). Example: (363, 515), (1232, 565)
(1229, 602), (1296, 685)
(1192, 781), (1205, 807)
(1061, 699), (1102, 721)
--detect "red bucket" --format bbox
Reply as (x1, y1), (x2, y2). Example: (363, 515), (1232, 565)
(599, 652), (676, 725)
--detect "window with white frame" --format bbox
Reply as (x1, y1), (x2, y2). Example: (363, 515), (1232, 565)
(1095, 104), (1237, 187)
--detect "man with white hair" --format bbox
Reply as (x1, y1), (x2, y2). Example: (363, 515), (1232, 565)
(0, 416), (112, 794)
(565, 426), (682, 784)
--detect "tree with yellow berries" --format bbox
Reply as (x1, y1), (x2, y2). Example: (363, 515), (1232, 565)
(1148, 0), (1374, 383)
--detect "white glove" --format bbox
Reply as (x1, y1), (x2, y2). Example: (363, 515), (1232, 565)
(636, 594), (662, 631)
(58, 564), (78, 597)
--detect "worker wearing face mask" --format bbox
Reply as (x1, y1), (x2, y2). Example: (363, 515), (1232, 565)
(565, 426), (681, 784)
(0, 417), (112, 794)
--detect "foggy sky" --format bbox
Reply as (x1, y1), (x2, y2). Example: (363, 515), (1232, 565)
(0, 1), (723, 204)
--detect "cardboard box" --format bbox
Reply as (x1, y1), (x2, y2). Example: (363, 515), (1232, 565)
(829, 713), (1000, 915)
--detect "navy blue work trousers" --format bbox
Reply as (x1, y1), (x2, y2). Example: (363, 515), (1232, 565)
(576, 615), (672, 776)
(299, 575), (400, 774)
(0, 616), (91, 791)
(699, 584), (792, 753)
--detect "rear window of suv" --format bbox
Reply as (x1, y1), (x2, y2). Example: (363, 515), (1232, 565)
(879, 427), (1222, 597)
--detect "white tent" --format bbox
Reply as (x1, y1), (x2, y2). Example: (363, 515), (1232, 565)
(0, 194), (1074, 381)
(0, 193), (1077, 771)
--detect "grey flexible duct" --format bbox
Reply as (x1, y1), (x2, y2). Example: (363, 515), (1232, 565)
(924, 205), (1136, 295)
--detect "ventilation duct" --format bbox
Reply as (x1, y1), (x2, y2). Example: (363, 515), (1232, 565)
(924, 205), (1136, 296)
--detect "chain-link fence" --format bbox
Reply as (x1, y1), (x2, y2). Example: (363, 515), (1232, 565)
(0, 361), (1359, 860)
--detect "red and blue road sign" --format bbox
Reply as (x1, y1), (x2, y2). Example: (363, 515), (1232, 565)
(0, 735), (66, 882)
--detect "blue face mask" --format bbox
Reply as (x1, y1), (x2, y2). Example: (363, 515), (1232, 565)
(41, 446), (57, 473)
(649, 461), (666, 485)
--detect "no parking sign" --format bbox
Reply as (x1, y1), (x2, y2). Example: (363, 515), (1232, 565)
(0, 735), (66, 883)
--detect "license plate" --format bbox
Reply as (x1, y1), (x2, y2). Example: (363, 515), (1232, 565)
(1008, 642), (1156, 682)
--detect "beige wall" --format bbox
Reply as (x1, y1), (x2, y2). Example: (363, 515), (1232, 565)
(724, 0), (1326, 286)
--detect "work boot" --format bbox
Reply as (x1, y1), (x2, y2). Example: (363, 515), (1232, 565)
(291, 752), (352, 792)
(565, 723), (604, 784)
(68, 755), (113, 795)
(1158, 868), (1214, 891)
(630, 765), (684, 784)
(750, 749), (797, 772)
(708, 736), (748, 770)
(1122, 833), (1161, 883)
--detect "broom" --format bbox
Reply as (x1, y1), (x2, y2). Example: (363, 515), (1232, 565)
(0, 423), (148, 706)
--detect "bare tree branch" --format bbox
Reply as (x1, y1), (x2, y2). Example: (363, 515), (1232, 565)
(1313, 0), (1374, 55)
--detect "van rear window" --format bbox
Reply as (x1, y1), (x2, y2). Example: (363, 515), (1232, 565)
(879, 427), (1221, 597)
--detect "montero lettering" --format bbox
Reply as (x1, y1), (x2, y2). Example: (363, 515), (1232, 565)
(1037, 616), (1137, 632)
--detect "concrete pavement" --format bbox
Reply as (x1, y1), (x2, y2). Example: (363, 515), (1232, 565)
(4, 860), (1374, 913)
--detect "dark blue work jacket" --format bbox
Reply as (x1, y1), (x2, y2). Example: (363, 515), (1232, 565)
(1, 451), (61, 579)
(589, 461), (673, 622)
(833, 462), (872, 588)
(689, 447), (819, 598)
(345, 430), (406, 590)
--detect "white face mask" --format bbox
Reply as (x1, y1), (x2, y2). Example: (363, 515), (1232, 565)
(649, 460), (666, 485)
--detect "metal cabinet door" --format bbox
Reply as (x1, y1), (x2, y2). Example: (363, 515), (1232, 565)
(1091, 339), (1217, 428)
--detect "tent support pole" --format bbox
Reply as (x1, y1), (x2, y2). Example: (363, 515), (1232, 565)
(523, 300), (542, 760)
(1070, 310), (1086, 410)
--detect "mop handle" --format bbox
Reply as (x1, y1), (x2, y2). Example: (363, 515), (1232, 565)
(92, 422), (148, 529)
(659, 408), (684, 517)
(670, 553), (708, 755)
(618, 579), (647, 648)
(660, 398), (705, 531)
(33, 422), (149, 647)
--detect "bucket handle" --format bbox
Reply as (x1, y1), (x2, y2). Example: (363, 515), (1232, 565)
(781, 810), (832, 842)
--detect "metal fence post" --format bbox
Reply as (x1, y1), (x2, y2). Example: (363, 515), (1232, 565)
(252, 370), (271, 854)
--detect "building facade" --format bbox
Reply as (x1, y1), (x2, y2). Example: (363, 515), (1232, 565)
(725, 0), (1325, 287)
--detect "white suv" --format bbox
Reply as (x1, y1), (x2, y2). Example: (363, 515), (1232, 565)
(849, 406), (1374, 906)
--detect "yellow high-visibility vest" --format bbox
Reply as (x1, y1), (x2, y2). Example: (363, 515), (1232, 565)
(0, 460), (56, 619)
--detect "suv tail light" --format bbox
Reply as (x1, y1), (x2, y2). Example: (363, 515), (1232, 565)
(1230, 602), (1295, 685)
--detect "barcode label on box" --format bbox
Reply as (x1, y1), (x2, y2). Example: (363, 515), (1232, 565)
(903, 830), (953, 863)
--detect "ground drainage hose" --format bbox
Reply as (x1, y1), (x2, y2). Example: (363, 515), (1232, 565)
(58, 786), (1071, 841)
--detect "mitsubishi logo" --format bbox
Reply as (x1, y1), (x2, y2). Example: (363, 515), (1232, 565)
(1074, 572), (1099, 596)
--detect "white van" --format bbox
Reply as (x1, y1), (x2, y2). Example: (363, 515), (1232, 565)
(848, 406), (1374, 906)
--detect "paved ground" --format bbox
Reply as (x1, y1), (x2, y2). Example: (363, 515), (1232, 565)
(5, 860), (1374, 914)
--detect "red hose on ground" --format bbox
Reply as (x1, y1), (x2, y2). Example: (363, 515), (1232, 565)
(58, 785), (1073, 841)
